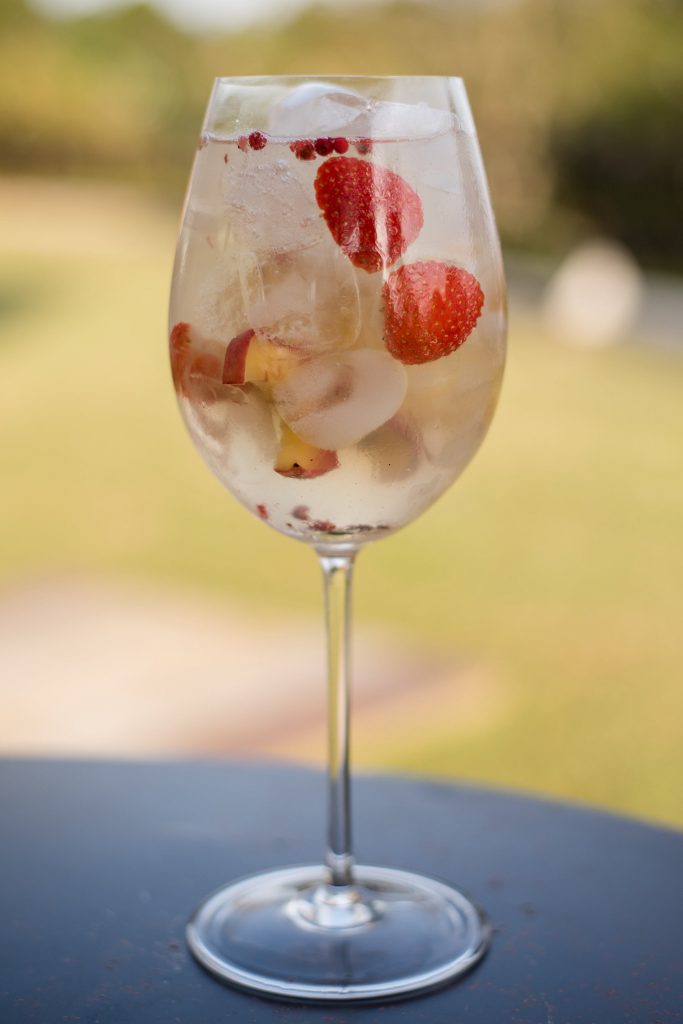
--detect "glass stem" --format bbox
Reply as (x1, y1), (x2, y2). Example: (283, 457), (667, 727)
(318, 548), (358, 888)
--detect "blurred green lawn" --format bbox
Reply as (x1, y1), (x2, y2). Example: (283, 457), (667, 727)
(1, 179), (682, 828)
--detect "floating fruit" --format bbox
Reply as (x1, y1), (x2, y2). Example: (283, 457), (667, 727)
(314, 156), (423, 273)
(274, 423), (339, 479)
(383, 261), (484, 365)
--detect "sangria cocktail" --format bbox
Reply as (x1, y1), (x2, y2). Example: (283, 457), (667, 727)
(169, 76), (506, 1003)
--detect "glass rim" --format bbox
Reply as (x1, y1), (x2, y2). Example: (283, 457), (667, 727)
(212, 74), (465, 85)
(205, 75), (474, 142)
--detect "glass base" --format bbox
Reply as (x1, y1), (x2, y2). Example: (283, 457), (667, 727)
(187, 864), (490, 1003)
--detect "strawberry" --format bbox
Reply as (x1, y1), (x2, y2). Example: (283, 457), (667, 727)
(382, 261), (484, 364)
(314, 156), (423, 273)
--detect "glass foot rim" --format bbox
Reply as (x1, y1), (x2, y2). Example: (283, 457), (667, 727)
(187, 863), (491, 1003)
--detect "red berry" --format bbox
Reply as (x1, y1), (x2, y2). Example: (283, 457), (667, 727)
(355, 138), (372, 154)
(383, 261), (484, 365)
(314, 156), (423, 273)
(290, 139), (316, 160)
(223, 153), (228, 164)
(314, 137), (334, 156)
(256, 503), (269, 520)
(237, 135), (249, 152)
(332, 137), (349, 154)
(310, 519), (336, 531)
(248, 131), (267, 150)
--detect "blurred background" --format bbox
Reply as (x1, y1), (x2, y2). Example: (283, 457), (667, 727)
(1, 0), (682, 827)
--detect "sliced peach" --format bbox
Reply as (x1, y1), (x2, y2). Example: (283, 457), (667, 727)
(170, 322), (222, 397)
(274, 423), (339, 479)
(223, 328), (303, 387)
(169, 322), (192, 386)
(223, 328), (263, 385)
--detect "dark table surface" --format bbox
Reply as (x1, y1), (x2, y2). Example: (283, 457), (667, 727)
(1, 759), (682, 1023)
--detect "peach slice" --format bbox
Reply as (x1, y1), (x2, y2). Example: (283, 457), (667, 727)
(170, 322), (222, 397)
(222, 328), (263, 385)
(274, 423), (339, 479)
(170, 321), (192, 383)
(223, 328), (302, 388)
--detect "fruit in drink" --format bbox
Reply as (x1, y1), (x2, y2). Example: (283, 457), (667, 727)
(383, 261), (485, 365)
(314, 156), (423, 273)
(222, 329), (263, 385)
(169, 123), (505, 541)
(274, 424), (339, 479)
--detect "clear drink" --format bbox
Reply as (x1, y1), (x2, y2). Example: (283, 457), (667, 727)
(169, 114), (505, 545)
(172, 78), (507, 1003)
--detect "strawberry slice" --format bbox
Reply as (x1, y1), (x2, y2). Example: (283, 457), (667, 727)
(383, 261), (484, 365)
(314, 156), (423, 273)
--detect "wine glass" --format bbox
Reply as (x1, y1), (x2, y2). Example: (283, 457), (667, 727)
(168, 76), (506, 1003)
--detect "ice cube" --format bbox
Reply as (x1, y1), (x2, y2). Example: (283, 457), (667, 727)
(405, 331), (503, 396)
(183, 381), (278, 472)
(406, 343), (502, 474)
(245, 242), (361, 354)
(360, 412), (423, 482)
(189, 249), (254, 341)
(184, 142), (227, 229)
(354, 270), (385, 350)
(345, 100), (456, 142)
(270, 82), (456, 143)
(419, 380), (497, 473)
(222, 146), (325, 254)
(270, 81), (371, 137)
(272, 348), (407, 450)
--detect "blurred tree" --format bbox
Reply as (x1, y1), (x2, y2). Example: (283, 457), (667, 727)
(552, 80), (683, 273)
(0, 0), (203, 185)
(1, 0), (681, 267)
